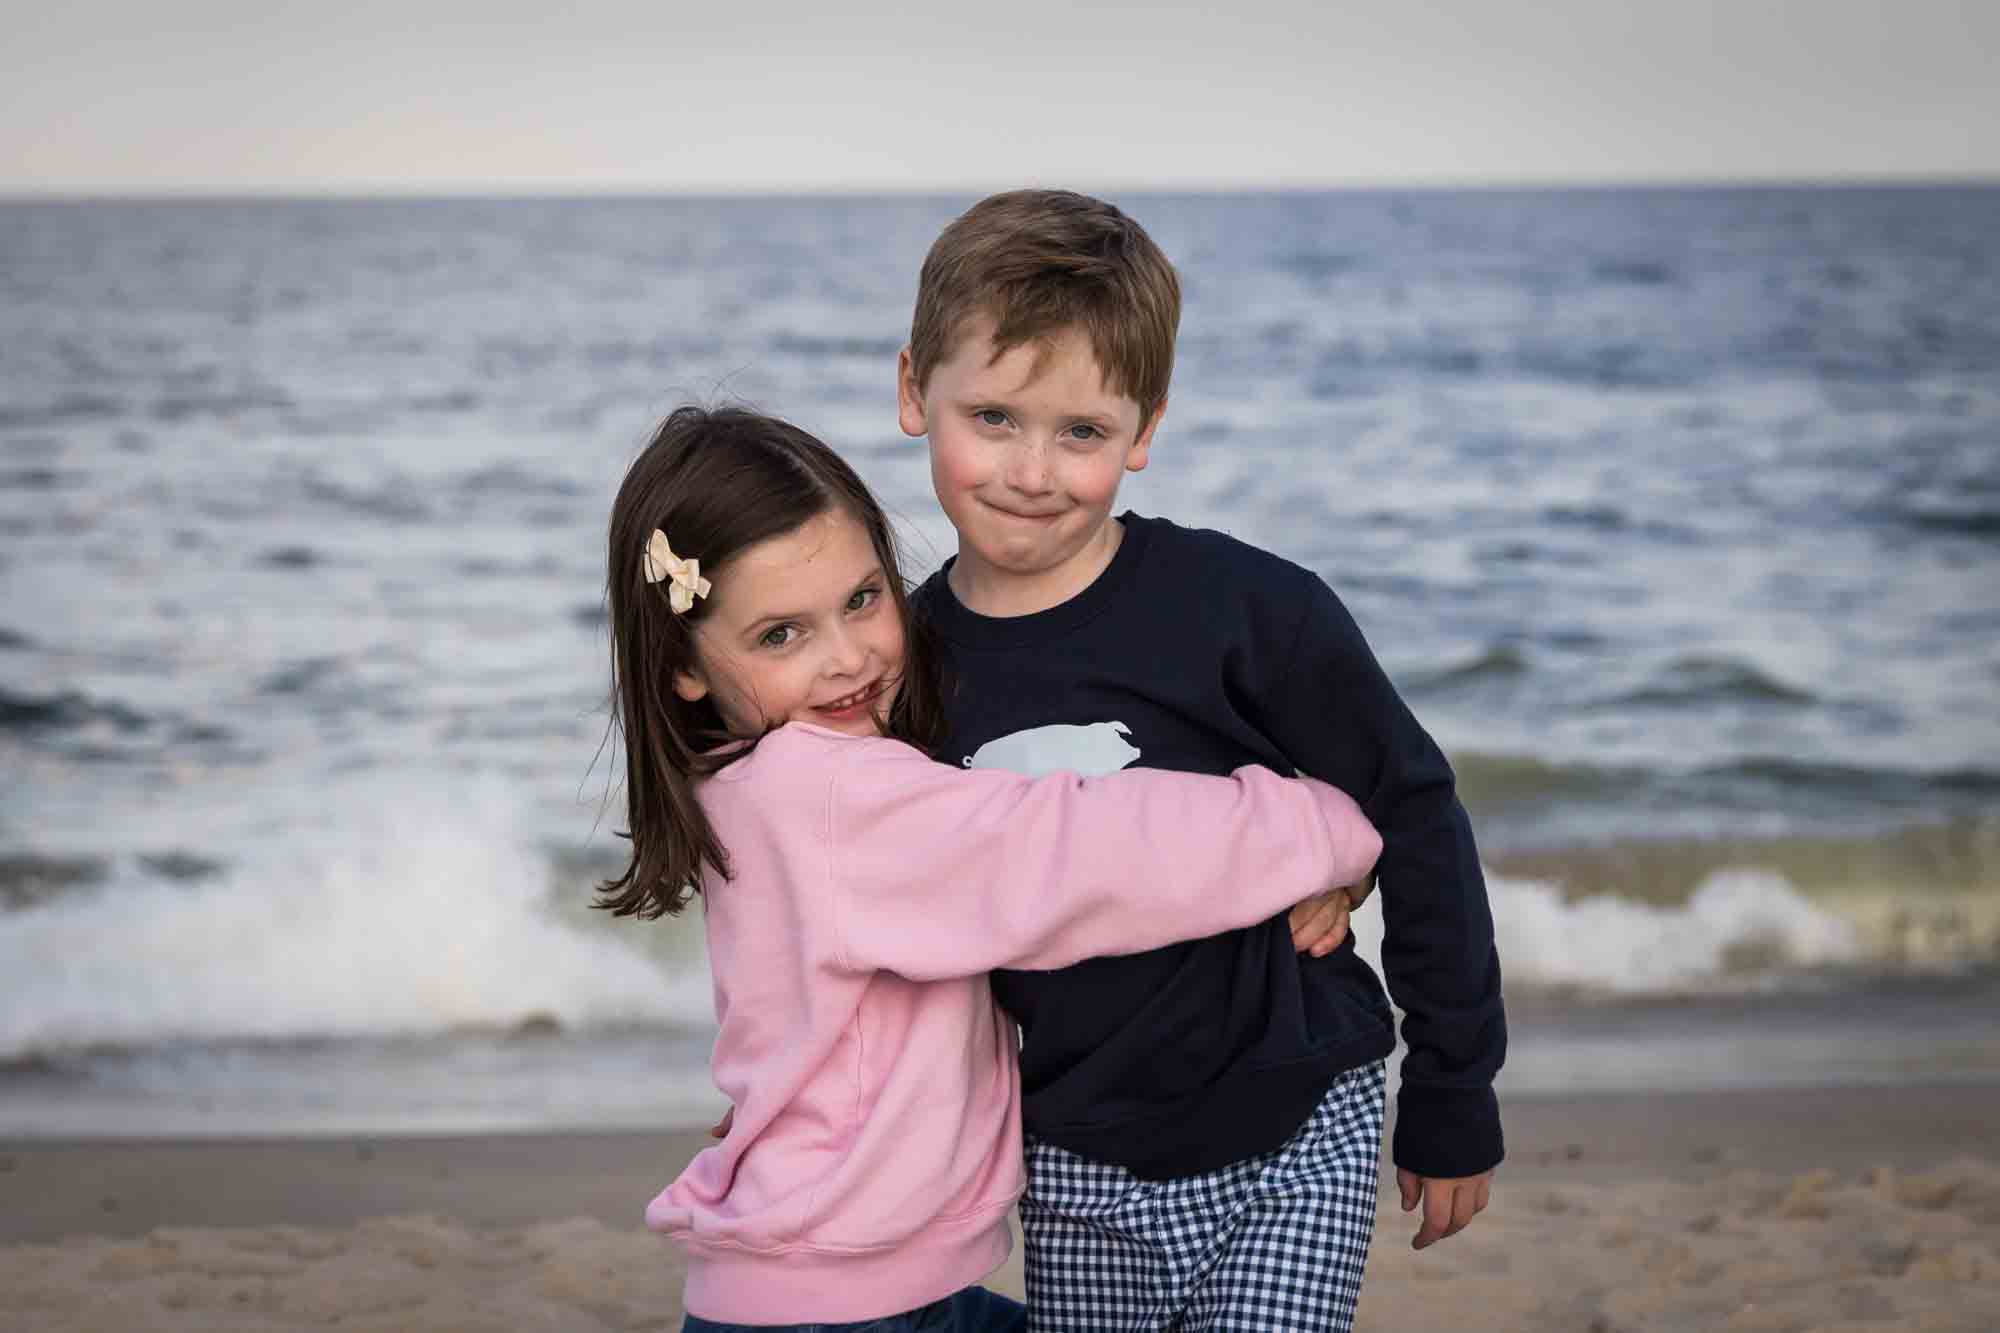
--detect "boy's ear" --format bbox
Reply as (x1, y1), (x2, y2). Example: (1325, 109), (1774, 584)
(896, 346), (929, 439)
(1127, 395), (1168, 474)
(672, 667), (710, 703)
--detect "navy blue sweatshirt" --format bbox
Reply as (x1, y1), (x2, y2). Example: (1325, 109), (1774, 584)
(913, 514), (1505, 1182)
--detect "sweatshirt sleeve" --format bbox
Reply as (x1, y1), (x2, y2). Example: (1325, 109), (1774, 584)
(821, 739), (1382, 983)
(1247, 567), (1507, 1180)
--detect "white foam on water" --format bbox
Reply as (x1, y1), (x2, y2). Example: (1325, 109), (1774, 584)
(1350, 866), (1861, 995)
(0, 775), (710, 1057)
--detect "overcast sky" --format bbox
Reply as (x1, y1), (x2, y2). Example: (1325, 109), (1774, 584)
(3, 0), (1995, 194)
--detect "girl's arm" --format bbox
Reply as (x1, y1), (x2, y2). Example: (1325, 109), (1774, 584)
(825, 739), (1381, 980)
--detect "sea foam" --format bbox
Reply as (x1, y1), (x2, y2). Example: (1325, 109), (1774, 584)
(1351, 867), (1861, 995)
(0, 776), (704, 1057)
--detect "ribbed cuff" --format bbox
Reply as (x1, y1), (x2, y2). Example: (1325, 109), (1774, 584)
(1392, 1082), (1504, 1178)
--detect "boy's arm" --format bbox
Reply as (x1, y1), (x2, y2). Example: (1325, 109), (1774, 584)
(822, 740), (1382, 981)
(1248, 568), (1507, 1181)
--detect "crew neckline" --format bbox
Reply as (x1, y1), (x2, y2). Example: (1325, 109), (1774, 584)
(704, 721), (878, 780)
(923, 512), (1152, 649)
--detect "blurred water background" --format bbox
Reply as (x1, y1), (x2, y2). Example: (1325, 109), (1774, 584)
(2, 186), (1997, 1137)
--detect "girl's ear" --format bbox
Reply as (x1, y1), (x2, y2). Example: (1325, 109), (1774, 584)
(672, 666), (710, 703)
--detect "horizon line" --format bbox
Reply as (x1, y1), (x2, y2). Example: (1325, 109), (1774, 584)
(4, 171), (1998, 205)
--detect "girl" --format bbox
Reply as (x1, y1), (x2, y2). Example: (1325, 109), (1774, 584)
(600, 406), (1382, 1331)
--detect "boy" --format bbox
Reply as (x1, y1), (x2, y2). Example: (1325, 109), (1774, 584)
(898, 190), (1505, 1331)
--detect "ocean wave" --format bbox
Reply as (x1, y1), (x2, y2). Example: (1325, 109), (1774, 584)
(771, 334), (903, 360)
(0, 854), (108, 913)
(0, 684), (237, 762)
(1601, 656), (1818, 709)
(135, 851), (226, 883)
(1, 850), (231, 917)
(405, 389), (480, 414)
(1591, 258), (1678, 287)
(1366, 861), (1994, 999)
(301, 474), (432, 523)
(1493, 869), (1861, 992)
(1541, 503), (1629, 531)
(1307, 337), (1485, 388)
(454, 555), (564, 578)
(0, 779), (703, 1059)
(149, 388), (293, 423)
(255, 545), (322, 570)
(255, 657), (345, 698)
(1273, 250), (1361, 284)
(1452, 751), (1623, 809)
(1513, 341), (1693, 391)
(4, 800), (1995, 1060)
(0, 466), (68, 491)
(1484, 816), (2000, 979)
(1898, 505), (2000, 539)
(1405, 646), (1530, 694)
(0, 393), (127, 429)
(1340, 866), (1875, 999)
(1301, 331), (1729, 394)
(1711, 757), (2000, 799)
(1489, 815), (2000, 902)
(455, 464), (584, 499)
(0, 686), (152, 735)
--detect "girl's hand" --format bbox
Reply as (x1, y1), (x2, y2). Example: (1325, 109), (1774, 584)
(1288, 875), (1376, 957)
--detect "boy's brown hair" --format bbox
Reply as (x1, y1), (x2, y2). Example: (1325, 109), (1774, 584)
(907, 189), (1181, 427)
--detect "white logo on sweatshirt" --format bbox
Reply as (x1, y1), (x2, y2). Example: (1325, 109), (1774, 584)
(965, 721), (1141, 777)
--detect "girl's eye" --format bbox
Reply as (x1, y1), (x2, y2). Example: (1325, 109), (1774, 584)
(977, 409), (1008, 427)
(846, 586), (880, 613)
(759, 624), (798, 649)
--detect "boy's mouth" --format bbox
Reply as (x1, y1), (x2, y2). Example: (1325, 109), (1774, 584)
(985, 500), (1067, 522)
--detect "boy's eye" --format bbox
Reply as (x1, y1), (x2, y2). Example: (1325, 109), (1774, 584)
(846, 586), (880, 613)
(977, 409), (1008, 427)
(1066, 424), (1102, 442)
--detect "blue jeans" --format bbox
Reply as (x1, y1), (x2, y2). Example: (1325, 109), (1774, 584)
(683, 1284), (1025, 1333)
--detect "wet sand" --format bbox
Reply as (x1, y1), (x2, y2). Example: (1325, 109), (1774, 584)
(4, 1082), (1996, 1331)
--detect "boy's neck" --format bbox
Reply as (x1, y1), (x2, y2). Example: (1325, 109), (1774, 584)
(947, 517), (1126, 619)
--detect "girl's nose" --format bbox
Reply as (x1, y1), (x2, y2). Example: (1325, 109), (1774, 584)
(824, 623), (869, 677)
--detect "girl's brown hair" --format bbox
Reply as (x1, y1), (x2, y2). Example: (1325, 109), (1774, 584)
(595, 405), (945, 920)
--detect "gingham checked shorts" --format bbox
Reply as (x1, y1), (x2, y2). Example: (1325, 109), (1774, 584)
(1018, 1061), (1386, 1332)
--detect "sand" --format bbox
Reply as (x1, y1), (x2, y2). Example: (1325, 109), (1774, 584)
(3, 1083), (1997, 1332)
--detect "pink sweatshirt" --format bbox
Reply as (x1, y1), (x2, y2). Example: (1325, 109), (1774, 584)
(647, 723), (1382, 1324)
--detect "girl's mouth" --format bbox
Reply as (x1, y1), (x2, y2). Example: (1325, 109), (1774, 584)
(815, 679), (888, 719)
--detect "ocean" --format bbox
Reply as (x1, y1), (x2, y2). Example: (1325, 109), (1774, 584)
(2, 186), (1996, 1137)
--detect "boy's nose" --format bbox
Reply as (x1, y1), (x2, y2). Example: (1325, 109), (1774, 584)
(1004, 441), (1053, 494)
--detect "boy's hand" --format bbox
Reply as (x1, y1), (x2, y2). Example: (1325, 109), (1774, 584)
(1397, 1168), (1493, 1249)
(1288, 874), (1376, 957)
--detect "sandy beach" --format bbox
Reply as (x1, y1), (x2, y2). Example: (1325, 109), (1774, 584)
(3, 1082), (1996, 1331)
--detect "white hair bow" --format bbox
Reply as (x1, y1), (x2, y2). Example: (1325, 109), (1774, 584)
(643, 530), (712, 614)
